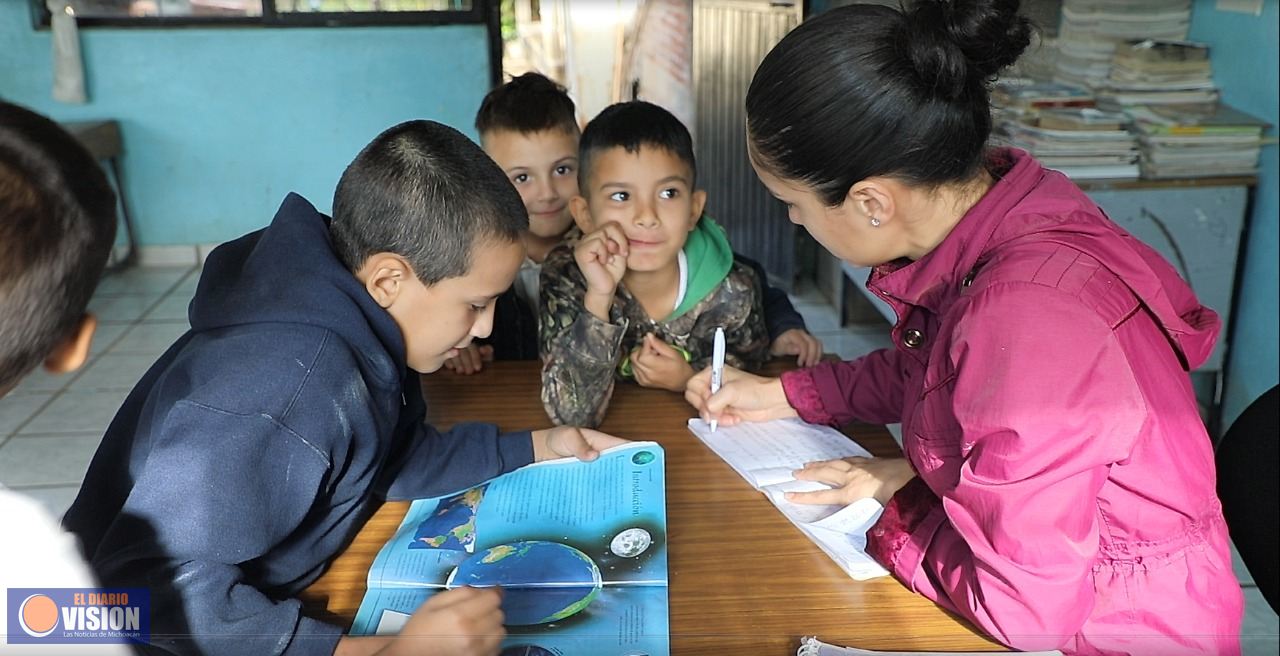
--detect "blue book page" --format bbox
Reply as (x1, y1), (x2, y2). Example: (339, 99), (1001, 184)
(351, 585), (669, 656)
(352, 442), (669, 654)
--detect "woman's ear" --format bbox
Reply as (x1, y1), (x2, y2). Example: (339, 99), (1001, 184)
(357, 253), (412, 309)
(569, 196), (593, 233)
(847, 179), (896, 227)
(44, 313), (97, 374)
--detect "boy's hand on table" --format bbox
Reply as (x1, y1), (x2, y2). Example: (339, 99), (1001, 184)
(382, 586), (505, 656)
(442, 344), (494, 375)
(787, 457), (916, 507)
(685, 365), (798, 427)
(338, 587), (505, 656)
(770, 328), (824, 367)
(631, 334), (694, 392)
(531, 426), (629, 463)
(574, 222), (629, 320)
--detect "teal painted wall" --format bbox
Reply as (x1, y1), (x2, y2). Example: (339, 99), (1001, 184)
(1, 4), (491, 245)
(1189, 1), (1279, 429)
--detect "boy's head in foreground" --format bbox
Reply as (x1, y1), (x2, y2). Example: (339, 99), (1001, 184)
(330, 120), (527, 374)
(475, 72), (581, 243)
(0, 101), (117, 397)
(571, 101), (707, 275)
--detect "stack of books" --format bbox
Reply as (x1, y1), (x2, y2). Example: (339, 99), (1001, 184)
(1097, 40), (1219, 111)
(991, 78), (1095, 130)
(995, 107), (1140, 180)
(1126, 103), (1270, 179)
(1055, 0), (1191, 89)
(990, 80), (1141, 180)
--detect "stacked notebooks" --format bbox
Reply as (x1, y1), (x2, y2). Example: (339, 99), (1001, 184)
(1055, 0), (1192, 88)
(1097, 40), (1219, 111)
(991, 79), (1140, 180)
(1127, 103), (1270, 179)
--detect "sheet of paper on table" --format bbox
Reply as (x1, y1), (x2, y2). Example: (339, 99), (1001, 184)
(687, 417), (889, 580)
(798, 635), (1064, 655)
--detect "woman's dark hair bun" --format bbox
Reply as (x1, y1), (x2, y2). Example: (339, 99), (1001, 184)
(903, 0), (1032, 101)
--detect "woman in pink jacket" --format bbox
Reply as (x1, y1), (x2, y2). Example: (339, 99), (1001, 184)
(686, 2), (1244, 654)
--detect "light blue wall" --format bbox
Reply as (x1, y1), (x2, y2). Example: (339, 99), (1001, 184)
(1, 4), (491, 245)
(1189, 1), (1280, 429)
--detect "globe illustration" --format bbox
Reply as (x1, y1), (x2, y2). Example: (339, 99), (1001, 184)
(499, 646), (556, 656)
(450, 541), (602, 625)
(631, 450), (656, 465)
(410, 486), (485, 552)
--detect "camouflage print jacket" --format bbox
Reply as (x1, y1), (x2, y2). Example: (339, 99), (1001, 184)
(538, 243), (770, 427)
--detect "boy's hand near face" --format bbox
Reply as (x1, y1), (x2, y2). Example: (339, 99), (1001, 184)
(769, 328), (823, 367)
(574, 222), (629, 321)
(631, 334), (695, 392)
(531, 426), (629, 462)
(442, 344), (495, 375)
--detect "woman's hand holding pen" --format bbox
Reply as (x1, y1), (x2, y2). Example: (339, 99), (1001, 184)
(574, 222), (629, 321)
(684, 365), (798, 427)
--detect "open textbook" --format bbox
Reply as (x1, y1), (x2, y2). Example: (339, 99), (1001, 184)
(351, 442), (669, 656)
(797, 635), (1063, 656)
(687, 417), (889, 580)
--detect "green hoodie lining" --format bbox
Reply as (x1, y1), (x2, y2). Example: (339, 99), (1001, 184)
(667, 214), (733, 320)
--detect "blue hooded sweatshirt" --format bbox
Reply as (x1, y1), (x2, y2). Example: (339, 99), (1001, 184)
(62, 194), (534, 655)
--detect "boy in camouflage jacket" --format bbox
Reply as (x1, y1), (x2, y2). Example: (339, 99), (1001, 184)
(539, 102), (770, 427)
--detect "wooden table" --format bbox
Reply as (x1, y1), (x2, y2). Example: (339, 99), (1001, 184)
(300, 360), (1004, 654)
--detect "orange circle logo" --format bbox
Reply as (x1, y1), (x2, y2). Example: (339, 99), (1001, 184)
(18, 594), (59, 637)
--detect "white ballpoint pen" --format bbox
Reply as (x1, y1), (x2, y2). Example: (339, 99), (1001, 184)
(709, 327), (725, 433)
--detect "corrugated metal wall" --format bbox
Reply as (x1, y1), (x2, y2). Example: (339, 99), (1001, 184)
(693, 0), (801, 289)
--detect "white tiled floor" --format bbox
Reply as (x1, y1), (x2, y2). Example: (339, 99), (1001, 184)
(0, 265), (1275, 651)
(1, 265), (194, 520)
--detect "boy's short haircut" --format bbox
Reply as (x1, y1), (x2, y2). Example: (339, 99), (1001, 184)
(330, 120), (528, 285)
(0, 102), (117, 389)
(577, 101), (697, 192)
(474, 72), (579, 137)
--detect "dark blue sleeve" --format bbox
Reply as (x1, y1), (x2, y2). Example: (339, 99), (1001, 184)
(85, 401), (343, 656)
(383, 421), (535, 501)
(379, 375), (535, 500)
(733, 252), (806, 340)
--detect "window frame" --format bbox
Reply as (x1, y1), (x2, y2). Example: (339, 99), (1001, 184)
(28, 0), (503, 86)
(28, 0), (486, 29)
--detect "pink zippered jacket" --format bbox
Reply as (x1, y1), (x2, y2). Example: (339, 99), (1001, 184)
(781, 149), (1243, 655)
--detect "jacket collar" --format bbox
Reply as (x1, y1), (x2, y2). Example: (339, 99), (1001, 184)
(863, 148), (1218, 369)
(869, 148), (1042, 315)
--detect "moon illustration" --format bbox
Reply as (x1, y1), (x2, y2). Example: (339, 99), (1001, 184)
(610, 528), (653, 558)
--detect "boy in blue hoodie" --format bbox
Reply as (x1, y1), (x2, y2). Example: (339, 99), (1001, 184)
(62, 120), (625, 656)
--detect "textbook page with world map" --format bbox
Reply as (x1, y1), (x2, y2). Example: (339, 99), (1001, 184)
(351, 442), (669, 656)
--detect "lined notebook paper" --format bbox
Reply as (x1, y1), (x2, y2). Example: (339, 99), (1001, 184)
(687, 417), (889, 580)
(798, 635), (1064, 655)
